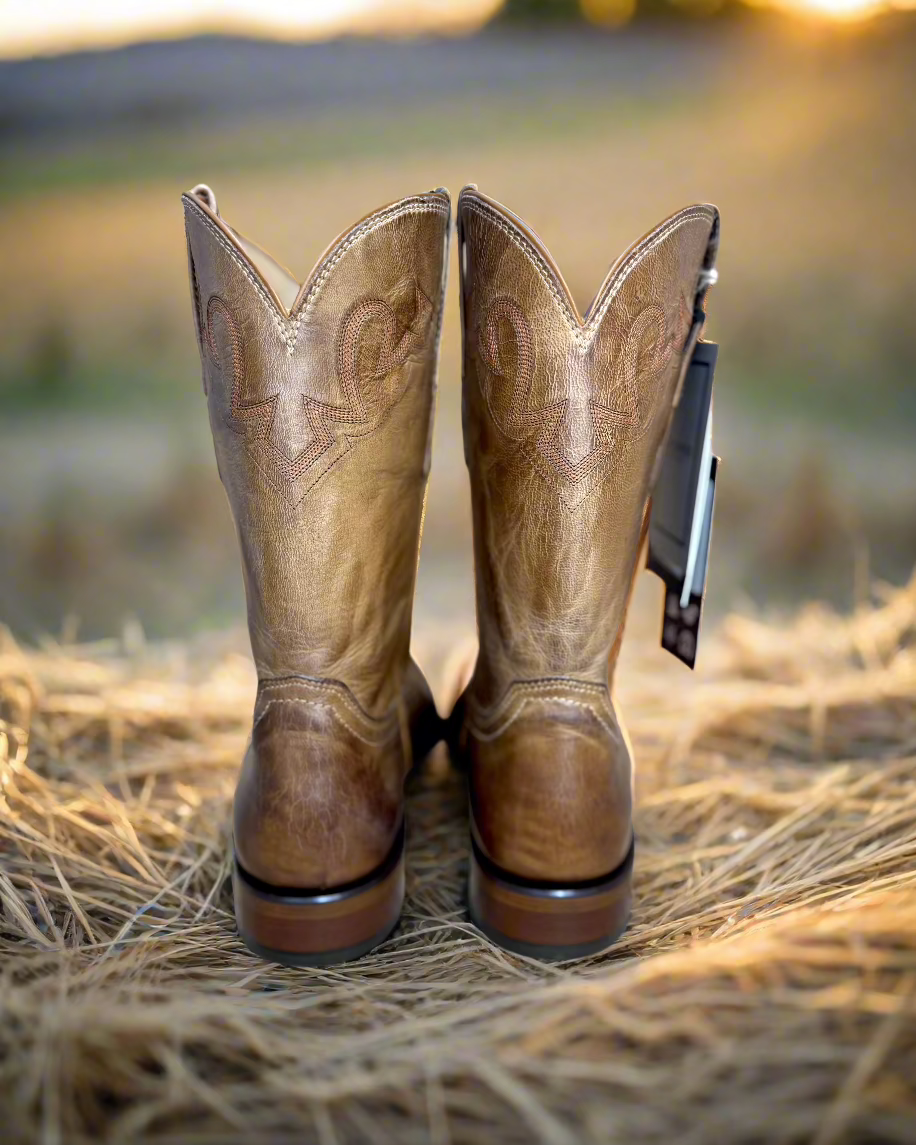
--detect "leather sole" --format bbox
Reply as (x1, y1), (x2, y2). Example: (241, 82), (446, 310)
(468, 838), (634, 961)
(233, 825), (405, 967)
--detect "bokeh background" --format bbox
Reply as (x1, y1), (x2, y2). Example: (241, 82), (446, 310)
(1, 0), (914, 657)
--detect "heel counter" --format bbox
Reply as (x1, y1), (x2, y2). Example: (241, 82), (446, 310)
(234, 681), (403, 889)
(467, 686), (633, 883)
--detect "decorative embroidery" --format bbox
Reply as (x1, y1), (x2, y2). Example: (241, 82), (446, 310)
(206, 295), (275, 436)
(204, 280), (432, 504)
(478, 296), (676, 489)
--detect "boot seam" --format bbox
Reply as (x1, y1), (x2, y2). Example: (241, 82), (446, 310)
(460, 198), (715, 346)
(255, 678), (399, 746)
(184, 195), (449, 356)
(465, 681), (616, 742)
(468, 677), (610, 720)
(252, 697), (398, 748)
(258, 675), (384, 721)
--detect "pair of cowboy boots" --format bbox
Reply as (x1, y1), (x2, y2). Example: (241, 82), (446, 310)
(182, 182), (719, 965)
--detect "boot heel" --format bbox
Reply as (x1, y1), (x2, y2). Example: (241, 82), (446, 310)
(468, 840), (634, 961)
(233, 829), (405, 967)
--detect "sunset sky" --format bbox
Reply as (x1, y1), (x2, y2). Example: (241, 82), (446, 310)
(0, 1), (502, 58)
(1, 0), (913, 59)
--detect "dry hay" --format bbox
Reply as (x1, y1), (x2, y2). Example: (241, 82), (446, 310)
(1, 578), (916, 1145)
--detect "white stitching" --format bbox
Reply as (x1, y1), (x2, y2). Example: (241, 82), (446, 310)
(468, 678), (611, 723)
(467, 694), (617, 742)
(295, 201), (448, 322)
(252, 697), (396, 747)
(184, 204), (290, 347)
(511, 679), (609, 696)
(257, 677), (380, 724)
(184, 196), (449, 356)
(588, 210), (715, 332)
(460, 199), (715, 348)
(462, 200), (578, 331)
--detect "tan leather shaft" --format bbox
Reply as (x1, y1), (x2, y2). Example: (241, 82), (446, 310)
(456, 187), (719, 883)
(183, 186), (450, 889)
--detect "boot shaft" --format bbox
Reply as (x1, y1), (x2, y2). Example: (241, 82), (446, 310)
(457, 188), (719, 702)
(183, 187), (451, 712)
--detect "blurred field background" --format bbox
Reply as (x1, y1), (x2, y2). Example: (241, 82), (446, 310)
(1, 0), (915, 656)
(3, 6), (916, 1141)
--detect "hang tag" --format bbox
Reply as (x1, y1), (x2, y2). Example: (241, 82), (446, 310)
(647, 341), (719, 669)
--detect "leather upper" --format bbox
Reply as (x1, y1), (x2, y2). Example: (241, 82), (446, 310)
(456, 187), (719, 882)
(183, 186), (450, 889)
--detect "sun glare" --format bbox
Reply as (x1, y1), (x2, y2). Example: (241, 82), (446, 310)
(0, 0), (912, 58)
(755, 0), (890, 20)
(799, 0), (884, 19)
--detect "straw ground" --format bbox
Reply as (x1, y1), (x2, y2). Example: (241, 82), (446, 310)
(1, 577), (916, 1143)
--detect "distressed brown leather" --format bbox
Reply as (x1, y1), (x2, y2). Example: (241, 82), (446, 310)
(182, 185), (450, 890)
(455, 187), (719, 883)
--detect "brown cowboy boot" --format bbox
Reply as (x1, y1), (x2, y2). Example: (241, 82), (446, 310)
(453, 186), (719, 958)
(182, 184), (450, 964)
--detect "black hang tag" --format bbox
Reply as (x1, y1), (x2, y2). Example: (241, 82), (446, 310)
(656, 457), (718, 669)
(647, 341), (719, 669)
